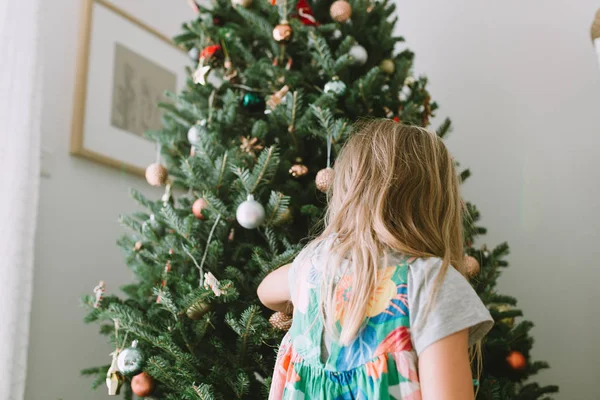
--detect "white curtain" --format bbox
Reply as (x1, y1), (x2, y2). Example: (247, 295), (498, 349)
(0, 0), (43, 398)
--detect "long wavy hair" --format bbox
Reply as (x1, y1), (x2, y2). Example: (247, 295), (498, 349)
(314, 119), (467, 346)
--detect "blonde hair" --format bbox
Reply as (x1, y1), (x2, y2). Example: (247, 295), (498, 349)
(314, 119), (467, 345)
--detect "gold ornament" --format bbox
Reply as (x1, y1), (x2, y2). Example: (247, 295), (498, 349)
(316, 167), (335, 193)
(330, 0), (352, 23)
(145, 163), (168, 187)
(269, 311), (293, 331)
(465, 255), (480, 277)
(289, 162), (309, 177)
(231, 0), (252, 7)
(267, 85), (290, 110)
(591, 9), (600, 40)
(106, 351), (125, 395)
(240, 136), (264, 156)
(186, 300), (211, 320)
(273, 22), (293, 43)
(380, 59), (395, 75)
(491, 304), (515, 328)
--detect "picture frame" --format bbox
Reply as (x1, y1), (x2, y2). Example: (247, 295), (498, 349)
(70, 0), (190, 176)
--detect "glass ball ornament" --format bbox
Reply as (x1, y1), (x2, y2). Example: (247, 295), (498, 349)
(187, 120), (207, 144)
(273, 22), (293, 43)
(324, 78), (347, 96)
(188, 47), (199, 61)
(379, 58), (395, 75)
(117, 340), (145, 376)
(145, 163), (168, 186)
(349, 44), (368, 65)
(242, 92), (265, 112)
(236, 194), (265, 229)
(330, 0), (352, 23)
(131, 372), (155, 397)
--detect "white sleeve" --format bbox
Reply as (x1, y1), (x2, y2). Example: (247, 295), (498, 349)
(408, 257), (494, 355)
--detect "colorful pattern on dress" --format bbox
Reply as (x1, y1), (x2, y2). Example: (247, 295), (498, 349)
(269, 253), (422, 400)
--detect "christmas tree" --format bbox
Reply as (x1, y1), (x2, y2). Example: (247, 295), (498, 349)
(81, 0), (559, 398)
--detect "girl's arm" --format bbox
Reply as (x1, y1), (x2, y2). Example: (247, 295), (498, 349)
(257, 264), (292, 314)
(418, 329), (475, 400)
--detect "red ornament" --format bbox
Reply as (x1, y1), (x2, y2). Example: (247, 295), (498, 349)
(393, 116), (400, 123)
(213, 16), (224, 26)
(131, 372), (155, 397)
(200, 44), (222, 61)
(506, 351), (526, 370)
(293, 0), (319, 26)
(192, 198), (209, 220)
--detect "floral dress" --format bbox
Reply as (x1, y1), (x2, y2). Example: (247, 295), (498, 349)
(269, 247), (422, 400)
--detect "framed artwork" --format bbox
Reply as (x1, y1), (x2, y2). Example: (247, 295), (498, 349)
(71, 0), (189, 176)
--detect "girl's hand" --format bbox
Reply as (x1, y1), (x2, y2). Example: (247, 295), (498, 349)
(257, 264), (293, 314)
(418, 329), (475, 400)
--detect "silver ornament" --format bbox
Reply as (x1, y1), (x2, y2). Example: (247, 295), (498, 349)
(332, 29), (342, 40)
(117, 340), (145, 376)
(188, 47), (199, 61)
(324, 79), (347, 96)
(187, 120), (207, 144)
(349, 44), (368, 65)
(236, 194), (265, 229)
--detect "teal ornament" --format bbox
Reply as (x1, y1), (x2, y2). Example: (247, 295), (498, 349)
(324, 78), (347, 96)
(117, 340), (145, 376)
(242, 93), (265, 112)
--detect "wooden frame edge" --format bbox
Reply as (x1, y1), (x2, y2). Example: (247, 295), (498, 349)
(69, 0), (184, 178)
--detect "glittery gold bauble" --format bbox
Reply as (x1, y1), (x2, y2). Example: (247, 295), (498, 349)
(506, 351), (526, 370)
(289, 163), (309, 177)
(269, 311), (293, 331)
(273, 23), (293, 43)
(330, 0), (352, 23)
(465, 255), (480, 276)
(380, 59), (395, 75)
(316, 167), (335, 193)
(145, 163), (168, 187)
(186, 300), (211, 320)
(192, 198), (209, 220)
(231, 0), (252, 7)
(131, 372), (155, 397)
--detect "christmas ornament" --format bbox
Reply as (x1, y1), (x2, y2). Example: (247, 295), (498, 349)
(380, 58), (395, 75)
(106, 351), (125, 395)
(145, 163), (168, 186)
(267, 85), (290, 110)
(161, 182), (173, 206)
(204, 271), (223, 296)
(331, 29), (342, 40)
(192, 198), (209, 220)
(330, 0), (352, 23)
(228, 228), (235, 241)
(316, 168), (335, 193)
(193, 64), (212, 85)
(289, 162), (309, 177)
(188, 121), (207, 144)
(273, 22), (293, 43)
(186, 300), (211, 320)
(294, 0), (318, 26)
(269, 312), (293, 331)
(493, 304), (515, 328)
(133, 241), (142, 251)
(131, 372), (155, 397)
(242, 92), (265, 112)
(93, 280), (105, 309)
(240, 136), (264, 156)
(188, 47), (199, 61)
(465, 255), (480, 277)
(213, 16), (224, 26)
(236, 194), (265, 229)
(506, 351), (526, 370)
(231, 0), (252, 8)
(324, 77), (347, 96)
(200, 44), (222, 62)
(349, 44), (368, 65)
(117, 340), (145, 376)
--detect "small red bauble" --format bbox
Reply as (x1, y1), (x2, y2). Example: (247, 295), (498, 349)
(131, 372), (155, 397)
(200, 44), (222, 60)
(506, 351), (526, 370)
(192, 198), (209, 220)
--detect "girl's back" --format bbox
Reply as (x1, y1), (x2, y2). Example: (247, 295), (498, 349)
(269, 240), (491, 400)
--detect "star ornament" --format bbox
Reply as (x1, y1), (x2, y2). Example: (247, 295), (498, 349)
(240, 136), (264, 156)
(193, 65), (212, 85)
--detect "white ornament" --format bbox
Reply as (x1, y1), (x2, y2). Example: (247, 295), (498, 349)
(187, 120), (207, 144)
(203, 272), (223, 296)
(332, 29), (342, 40)
(324, 79), (347, 96)
(404, 76), (416, 85)
(93, 280), (105, 309)
(193, 65), (212, 85)
(188, 47), (199, 61)
(236, 194), (265, 229)
(349, 44), (368, 65)
(399, 85), (411, 101)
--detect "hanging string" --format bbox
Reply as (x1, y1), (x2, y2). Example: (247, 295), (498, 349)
(326, 131), (333, 168)
(155, 144), (162, 164)
(199, 214), (222, 283)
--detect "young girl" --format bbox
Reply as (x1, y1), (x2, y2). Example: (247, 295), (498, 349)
(258, 120), (494, 400)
